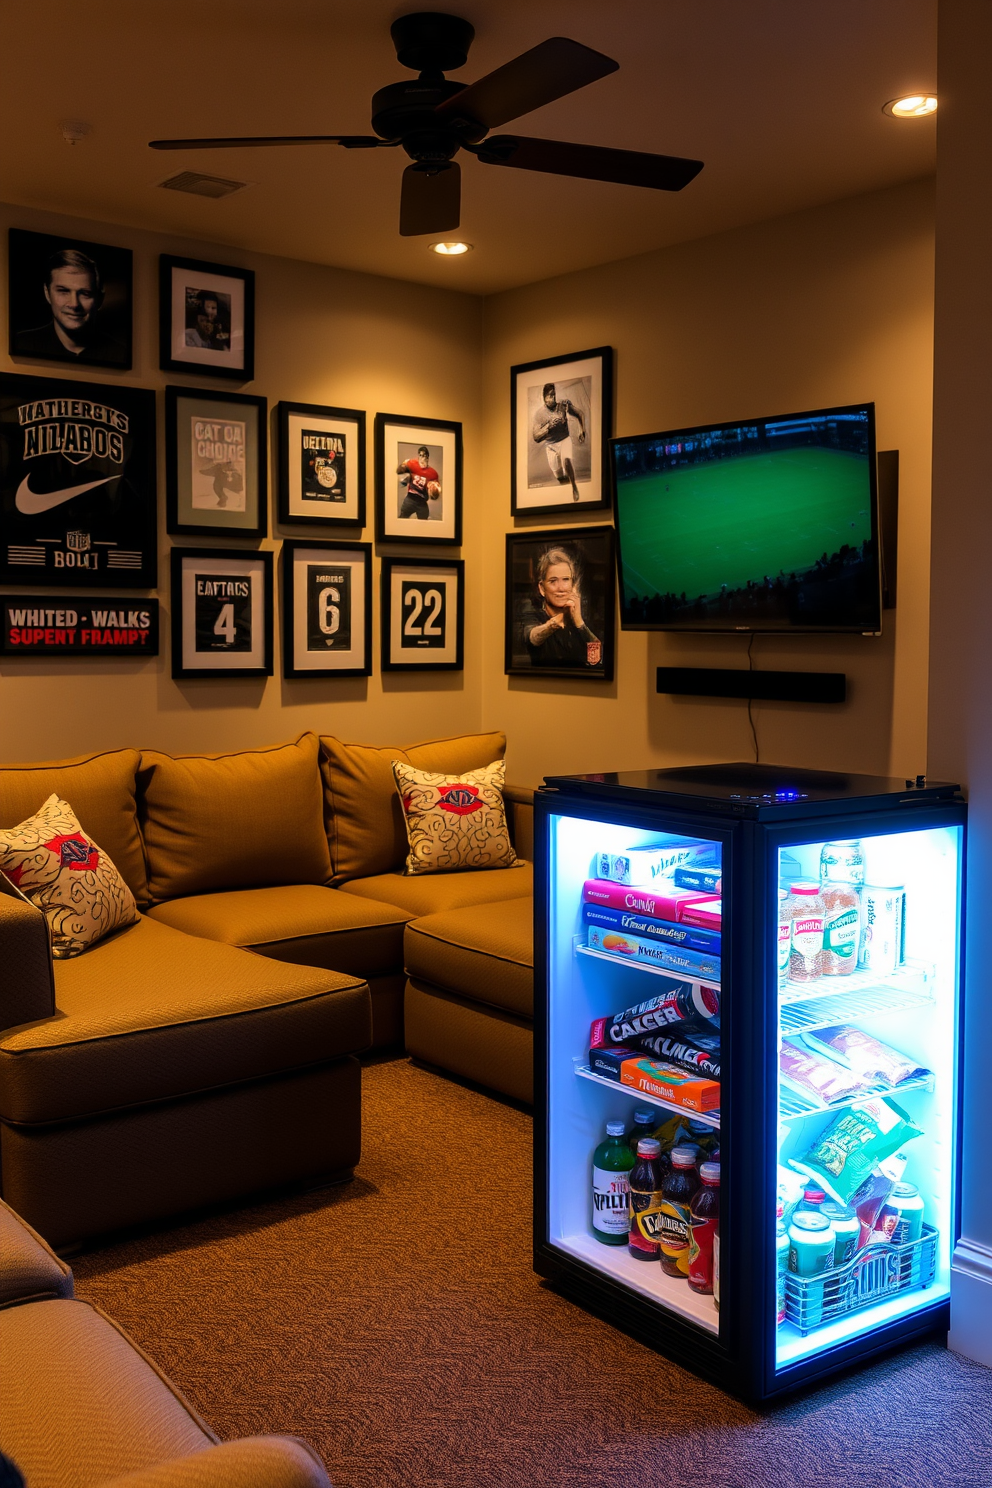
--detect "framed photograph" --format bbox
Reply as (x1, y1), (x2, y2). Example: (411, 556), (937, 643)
(510, 346), (613, 515)
(166, 385), (267, 538)
(0, 371), (156, 588)
(374, 413), (462, 545)
(505, 525), (616, 680)
(381, 556), (464, 671)
(282, 539), (371, 678)
(159, 255), (254, 381)
(8, 228), (132, 371)
(170, 546), (273, 680)
(277, 401), (365, 528)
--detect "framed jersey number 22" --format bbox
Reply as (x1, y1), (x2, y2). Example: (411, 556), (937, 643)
(381, 557), (464, 672)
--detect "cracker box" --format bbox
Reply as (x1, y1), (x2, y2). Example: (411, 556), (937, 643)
(596, 842), (716, 887)
(620, 1057), (721, 1113)
(679, 896), (722, 930)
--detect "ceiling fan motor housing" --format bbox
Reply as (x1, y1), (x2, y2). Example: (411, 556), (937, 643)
(371, 80), (486, 162)
(390, 12), (475, 74)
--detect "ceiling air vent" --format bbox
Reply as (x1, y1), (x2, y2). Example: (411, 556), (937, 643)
(159, 171), (247, 199)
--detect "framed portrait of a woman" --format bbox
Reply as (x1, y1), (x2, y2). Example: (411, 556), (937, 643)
(504, 525), (616, 681)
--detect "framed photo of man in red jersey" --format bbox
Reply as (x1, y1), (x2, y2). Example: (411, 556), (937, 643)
(510, 346), (613, 516)
(374, 413), (462, 545)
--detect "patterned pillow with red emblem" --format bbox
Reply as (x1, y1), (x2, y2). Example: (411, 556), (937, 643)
(0, 793), (137, 957)
(391, 759), (522, 876)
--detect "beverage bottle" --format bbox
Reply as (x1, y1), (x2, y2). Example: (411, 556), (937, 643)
(776, 1218), (790, 1325)
(627, 1108), (656, 1154)
(821, 1201), (860, 1265)
(591, 1121), (636, 1246)
(787, 882), (825, 984)
(687, 1161), (720, 1293)
(628, 1137), (665, 1262)
(788, 1211), (834, 1329)
(797, 1184), (827, 1214)
(819, 839), (865, 888)
(657, 1146), (702, 1278)
(713, 1218), (720, 1311)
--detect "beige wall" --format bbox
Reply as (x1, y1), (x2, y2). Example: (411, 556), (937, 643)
(0, 202), (483, 761)
(481, 178), (936, 786)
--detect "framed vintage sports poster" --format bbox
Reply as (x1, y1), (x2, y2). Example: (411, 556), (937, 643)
(165, 385), (267, 538)
(381, 556), (464, 671)
(0, 371), (157, 588)
(282, 539), (371, 678)
(2, 596), (159, 657)
(510, 346), (613, 516)
(159, 255), (254, 381)
(374, 413), (462, 545)
(505, 525), (616, 681)
(8, 228), (133, 371)
(277, 401), (365, 528)
(171, 546), (273, 680)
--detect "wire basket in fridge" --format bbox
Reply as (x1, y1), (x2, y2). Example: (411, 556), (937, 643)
(784, 1223), (938, 1337)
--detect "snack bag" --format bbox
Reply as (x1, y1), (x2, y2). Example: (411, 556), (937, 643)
(800, 1026), (930, 1089)
(788, 1097), (922, 1205)
(850, 1152), (909, 1247)
(779, 1040), (875, 1106)
(652, 1114), (719, 1159)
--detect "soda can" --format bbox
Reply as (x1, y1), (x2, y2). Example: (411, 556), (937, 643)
(860, 885), (905, 974)
(889, 1182), (925, 1246)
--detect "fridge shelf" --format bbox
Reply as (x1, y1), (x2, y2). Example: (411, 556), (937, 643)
(784, 1224), (938, 1337)
(779, 980), (934, 1036)
(779, 959), (934, 1011)
(575, 941), (720, 987)
(573, 1060), (721, 1128)
(778, 1070), (934, 1121)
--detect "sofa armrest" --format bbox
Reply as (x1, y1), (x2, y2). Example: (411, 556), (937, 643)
(0, 878), (55, 1035)
(101, 1437), (331, 1488)
(0, 1197), (73, 1306)
(504, 784), (535, 862)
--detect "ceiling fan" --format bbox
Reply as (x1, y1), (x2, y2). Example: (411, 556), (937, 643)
(149, 11), (703, 237)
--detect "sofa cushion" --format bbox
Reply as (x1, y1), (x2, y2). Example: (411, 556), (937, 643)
(0, 915), (370, 1125)
(139, 734), (330, 903)
(319, 731), (506, 885)
(147, 885), (410, 978)
(392, 759), (521, 876)
(404, 896), (533, 1019)
(0, 749), (148, 907)
(341, 860), (532, 917)
(0, 1197), (74, 1307)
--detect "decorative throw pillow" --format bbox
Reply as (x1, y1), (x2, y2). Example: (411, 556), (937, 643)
(391, 759), (523, 876)
(0, 794), (138, 958)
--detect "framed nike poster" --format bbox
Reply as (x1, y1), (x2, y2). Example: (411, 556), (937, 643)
(171, 546), (273, 680)
(380, 556), (464, 671)
(277, 401), (365, 528)
(282, 539), (372, 678)
(0, 371), (156, 588)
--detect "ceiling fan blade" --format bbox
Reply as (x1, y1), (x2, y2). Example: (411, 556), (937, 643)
(149, 135), (390, 150)
(474, 135), (703, 191)
(436, 37), (617, 130)
(399, 161), (461, 237)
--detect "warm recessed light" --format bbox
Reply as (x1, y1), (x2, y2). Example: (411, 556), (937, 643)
(429, 241), (472, 255)
(883, 95), (938, 119)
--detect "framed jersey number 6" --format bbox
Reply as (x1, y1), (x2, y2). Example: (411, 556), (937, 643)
(381, 556), (464, 671)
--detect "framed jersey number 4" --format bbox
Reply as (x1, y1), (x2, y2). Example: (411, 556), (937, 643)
(171, 546), (273, 680)
(381, 557), (464, 671)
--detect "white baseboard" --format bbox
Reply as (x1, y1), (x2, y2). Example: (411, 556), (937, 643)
(950, 1237), (992, 1367)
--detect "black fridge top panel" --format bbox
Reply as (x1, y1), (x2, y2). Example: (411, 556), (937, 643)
(541, 761), (962, 821)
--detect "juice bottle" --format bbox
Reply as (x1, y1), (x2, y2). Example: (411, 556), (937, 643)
(657, 1146), (701, 1278)
(628, 1137), (665, 1262)
(591, 1121), (635, 1246)
(687, 1160), (720, 1293)
(797, 1184), (827, 1214)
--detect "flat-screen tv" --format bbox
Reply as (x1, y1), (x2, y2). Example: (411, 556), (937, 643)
(611, 402), (882, 633)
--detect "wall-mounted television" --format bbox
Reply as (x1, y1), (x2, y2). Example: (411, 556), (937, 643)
(611, 402), (882, 634)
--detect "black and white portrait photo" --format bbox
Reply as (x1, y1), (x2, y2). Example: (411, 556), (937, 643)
(505, 526), (616, 680)
(8, 229), (132, 370)
(159, 255), (254, 380)
(375, 413), (462, 545)
(510, 347), (613, 516)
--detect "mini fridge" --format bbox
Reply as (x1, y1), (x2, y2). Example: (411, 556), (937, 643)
(533, 762), (965, 1402)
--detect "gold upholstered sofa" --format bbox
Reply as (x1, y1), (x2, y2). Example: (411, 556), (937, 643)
(0, 731), (535, 1251)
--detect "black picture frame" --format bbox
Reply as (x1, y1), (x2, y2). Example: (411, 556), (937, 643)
(159, 255), (255, 381)
(166, 385), (267, 538)
(510, 346), (613, 517)
(170, 545), (273, 680)
(381, 556), (464, 671)
(504, 524), (616, 681)
(374, 412), (462, 545)
(277, 401), (366, 529)
(282, 539), (372, 679)
(0, 370), (157, 588)
(8, 228), (133, 371)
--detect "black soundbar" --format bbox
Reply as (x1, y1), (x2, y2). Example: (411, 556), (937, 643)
(657, 667), (846, 703)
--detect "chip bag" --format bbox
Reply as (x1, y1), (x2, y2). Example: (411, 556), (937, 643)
(788, 1096), (922, 1205)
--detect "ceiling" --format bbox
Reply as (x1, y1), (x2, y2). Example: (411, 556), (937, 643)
(0, 1), (936, 296)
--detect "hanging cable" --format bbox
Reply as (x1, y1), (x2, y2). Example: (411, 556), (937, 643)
(746, 632), (759, 763)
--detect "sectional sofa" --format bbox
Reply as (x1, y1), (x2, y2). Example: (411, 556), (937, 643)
(0, 731), (535, 1250)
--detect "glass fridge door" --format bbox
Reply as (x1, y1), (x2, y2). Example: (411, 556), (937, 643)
(774, 821), (962, 1370)
(545, 807), (726, 1337)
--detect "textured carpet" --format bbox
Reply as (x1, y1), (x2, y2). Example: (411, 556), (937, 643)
(73, 1058), (992, 1488)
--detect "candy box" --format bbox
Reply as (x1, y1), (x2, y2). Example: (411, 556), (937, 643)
(620, 1057), (721, 1113)
(588, 1043), (640, 1081)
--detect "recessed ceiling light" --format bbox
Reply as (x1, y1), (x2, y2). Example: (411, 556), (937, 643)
(883, 95), (938, 119)
(429, 241), (473, 255)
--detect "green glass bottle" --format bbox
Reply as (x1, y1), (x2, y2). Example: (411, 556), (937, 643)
(592, 1120), (636, 1246)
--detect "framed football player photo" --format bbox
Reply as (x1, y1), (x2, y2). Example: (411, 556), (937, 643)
(8, 228), (132, 371)
(505, 525), (616, 681)
(171, 546), (273, 680)
(159, 255), (255, 381)
(165, 385), (267, 538)
(374, 412), (462, 545)
(510, 346), (613, 516)
(277, 401), (365, 528)
(282, 539), (372, 679)
(0, 370), (156, 588)
(381, 556), (464, 671)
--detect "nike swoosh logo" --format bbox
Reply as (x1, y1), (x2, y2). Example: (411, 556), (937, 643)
(15, 474), (116, 514)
